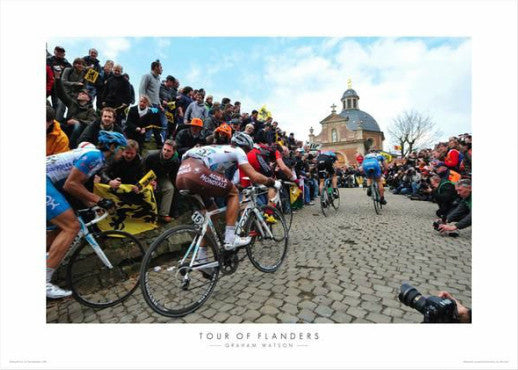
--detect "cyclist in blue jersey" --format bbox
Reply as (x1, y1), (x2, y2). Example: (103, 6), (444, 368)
(316, 150), (339, 199)
(361, 149), (388, 205)
(46, 131), (127, 298)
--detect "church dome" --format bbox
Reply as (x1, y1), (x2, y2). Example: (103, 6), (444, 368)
(341, 89), (359, 100)
(339, 109), (381, 132)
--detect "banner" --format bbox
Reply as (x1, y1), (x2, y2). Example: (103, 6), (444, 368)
(84, 68), (99, 84)
(289, 185), (303, 210)
(257, 105), (272, 122)
(93, 183), (158, 234)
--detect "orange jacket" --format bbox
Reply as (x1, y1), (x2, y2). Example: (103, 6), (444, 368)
(46, 120), (70, 156)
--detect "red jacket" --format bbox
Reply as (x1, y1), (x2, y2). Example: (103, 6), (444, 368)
(444, 149), (460, 169)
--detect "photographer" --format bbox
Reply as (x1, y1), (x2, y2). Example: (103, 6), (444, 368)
(399, 283), (471, 323)
(438, 179), (471, 235)
(437, 291), (471, 323)
(430, 174), (458, 221)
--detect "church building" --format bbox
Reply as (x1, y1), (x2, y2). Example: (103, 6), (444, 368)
(308, 82), (384, 166)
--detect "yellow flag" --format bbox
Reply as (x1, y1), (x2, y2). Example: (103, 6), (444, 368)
(258, 105), (272, 121)
(94, 183), (158, 234)
(137, 170), (157, 190)
(84, 68), (99, 83)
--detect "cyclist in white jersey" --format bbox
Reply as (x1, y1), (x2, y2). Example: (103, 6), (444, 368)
(176, 132), (280, 250)
(46, 131), (127, 298)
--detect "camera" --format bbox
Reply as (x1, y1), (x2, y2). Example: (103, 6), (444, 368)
(433, 220), (442, 230)
(398, 283), (459, 323)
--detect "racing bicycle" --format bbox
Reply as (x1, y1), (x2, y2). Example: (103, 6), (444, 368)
(139, 183), (289, 318)
(49, 206), (145, 308)
(319, 170), (340, 217)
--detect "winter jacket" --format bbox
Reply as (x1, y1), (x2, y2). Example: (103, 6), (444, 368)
(77, 120), (123, 146)
(125, 105), (161, 137)
(144, 150), (180, 183)
(101, 154), (145, 185)
(175, 128), (207, 157)
(102, 75), (132, 108)
(446, 195), (471, 229)
(55, 77), (98, 124)
(46, 120), (70, 156)
(61, 67), (86, 96)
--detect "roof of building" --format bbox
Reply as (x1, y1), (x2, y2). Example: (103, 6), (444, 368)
(341, 89), (359, 100)
(339, 109), (381, 132)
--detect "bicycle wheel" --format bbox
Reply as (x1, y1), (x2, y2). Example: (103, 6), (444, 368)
(320, 187), (328, 217)
(67, 230), (145, 309)
(372, 184), (381, 215)
(246, 205), (288, 273)
(279, 185), (294, 231)
(331, 187), (340, 210)
(140, 225), (219, 318)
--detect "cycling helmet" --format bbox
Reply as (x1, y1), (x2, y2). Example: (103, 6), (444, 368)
(231, 132), (254, 151)
(98, 130), (127, 150)
(322, 150), (336, 157)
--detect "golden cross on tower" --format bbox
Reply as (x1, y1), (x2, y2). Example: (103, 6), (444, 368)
(347, 78), (352, 89)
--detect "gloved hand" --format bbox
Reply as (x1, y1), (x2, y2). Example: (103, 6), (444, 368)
(97, 198), (115, 211)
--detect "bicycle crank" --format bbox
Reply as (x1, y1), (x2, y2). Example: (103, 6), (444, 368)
(220, 250), (239, 275)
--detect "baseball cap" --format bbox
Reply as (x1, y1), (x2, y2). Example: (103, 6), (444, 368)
(190, 118), (203, 127)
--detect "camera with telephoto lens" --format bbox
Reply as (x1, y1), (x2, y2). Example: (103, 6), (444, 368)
(399, 283), (459, 323)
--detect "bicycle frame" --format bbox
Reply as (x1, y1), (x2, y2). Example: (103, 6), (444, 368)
(50, 207), (112, 268)
(184, 187), (276, 271)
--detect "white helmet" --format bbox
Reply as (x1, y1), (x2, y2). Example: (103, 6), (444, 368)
(231, 132), (254, 150)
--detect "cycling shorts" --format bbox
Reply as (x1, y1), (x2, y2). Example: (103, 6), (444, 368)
(317, 159), (335, 180)
(46, 176), (71, 221)
(176, 158), (233, 199)
(362, 159), (382, 179)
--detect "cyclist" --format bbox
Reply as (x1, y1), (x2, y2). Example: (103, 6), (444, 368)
(241, 143), (296, 210)
(46, 131), (127, 298)
(316, 150), (339, 200)
(176, 132), (279, 251)
(361, 149), (388, 205)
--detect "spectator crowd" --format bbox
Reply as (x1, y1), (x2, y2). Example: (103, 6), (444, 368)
(46, 44), (471, 235)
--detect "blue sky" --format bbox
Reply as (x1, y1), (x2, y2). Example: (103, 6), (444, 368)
(47, 36), (471, 149)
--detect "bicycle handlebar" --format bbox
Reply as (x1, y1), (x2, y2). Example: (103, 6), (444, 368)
(78, 206), (110, 227)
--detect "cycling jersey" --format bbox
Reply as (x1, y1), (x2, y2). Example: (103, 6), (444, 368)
(183, 145), (248, 174)
(47, 147), (105, 189)
(362, 153), (385, 179)
(46, 147), (105, 221)
(316, 154), (336, 179)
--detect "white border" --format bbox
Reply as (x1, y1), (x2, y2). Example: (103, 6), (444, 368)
(1, 1), (517, 369)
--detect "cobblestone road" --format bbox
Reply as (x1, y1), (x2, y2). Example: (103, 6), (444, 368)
(47, 188), (471, 324)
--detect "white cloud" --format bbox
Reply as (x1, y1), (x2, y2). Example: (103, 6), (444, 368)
(261, 38), (471, 148)
(98, 38), (131, 61)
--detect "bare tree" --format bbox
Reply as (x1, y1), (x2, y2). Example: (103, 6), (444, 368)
(388, 110), (442, 156)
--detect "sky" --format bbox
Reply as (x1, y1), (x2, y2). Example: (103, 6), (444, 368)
(47, 37), (471, 150)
